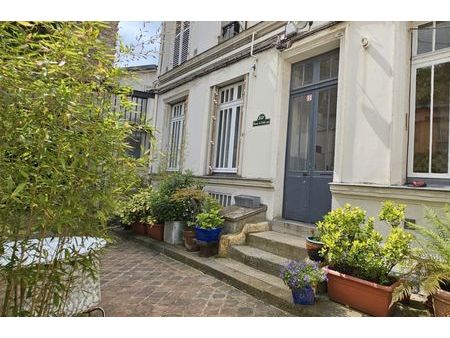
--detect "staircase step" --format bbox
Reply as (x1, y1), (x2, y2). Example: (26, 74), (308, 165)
(271, 218), (316, 238)
(229, 245), (291, 277)
(247, 231), (308, 260)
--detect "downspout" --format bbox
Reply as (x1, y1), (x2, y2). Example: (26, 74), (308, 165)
(250, 32), (257, 77)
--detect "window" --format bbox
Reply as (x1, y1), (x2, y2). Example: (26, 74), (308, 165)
(167, 102), (185, 170)
(207, 191), (234, 207)
(221, 21), (243, 41)
(113, 91), (152, 159)
(173, 21), (190, 67)
(409, 22), (450, 178)
(213, 82), (244, 173)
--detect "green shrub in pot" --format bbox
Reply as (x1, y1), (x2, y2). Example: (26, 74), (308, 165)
(393, 207), (450, 316)
(318, 201), (412, 285)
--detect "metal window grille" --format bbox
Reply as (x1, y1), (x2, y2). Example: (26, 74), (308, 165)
(173, 21), (190, 67)
(221, 21), (242, 40)
(168, 102), (185, 170)
(213, 82), (243, 173)
(113, 90), (152, 159)
(208, 192), (233, 207)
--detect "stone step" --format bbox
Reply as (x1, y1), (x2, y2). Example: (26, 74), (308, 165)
(271, 217), (317, 238)
(247, 231), (308, 260)
(228, 245), (291, 277)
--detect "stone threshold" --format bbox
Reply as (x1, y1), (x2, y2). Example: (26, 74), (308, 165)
(112, 229), (430, 317)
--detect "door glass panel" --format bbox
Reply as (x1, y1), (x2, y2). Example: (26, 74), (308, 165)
(435, 21), (450, 51)
(319, 53), (339, 81)
(413, 66), (431, 172)
(432, 62), (450, 173)
(288, 94), (312, 171)
(315, 87), (337, 171)
(291, 62), (314, 89)
(417, 22), (433, 54)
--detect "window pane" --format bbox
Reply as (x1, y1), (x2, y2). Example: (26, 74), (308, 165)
(315, 87), (337, 171)
(288, 94), (312, 171)
(417, 22), (433, 54)
(319, 58), (331, 81)
(232, 106), (241, 168)
(432, 62), (450, 173)
(291, 62), (313, 89)
(413, 66), (432, 172)
(435, 21), (450, 51)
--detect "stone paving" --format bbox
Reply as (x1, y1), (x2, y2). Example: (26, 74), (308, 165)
(97, 237), (289, 316)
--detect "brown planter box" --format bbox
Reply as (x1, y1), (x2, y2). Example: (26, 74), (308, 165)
(147, 223), (164, 241)
(183, 229), (199, 252)
(432, 288), (450, 317)
(131, 222), (148, 236)
(325, 267), (400, 316)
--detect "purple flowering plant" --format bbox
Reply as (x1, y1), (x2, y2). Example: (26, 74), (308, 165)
(280, 260), (326, 290)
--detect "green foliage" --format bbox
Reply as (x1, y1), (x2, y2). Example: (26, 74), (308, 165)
(0, 22), (152, 316)
(118, 188), (157, 226)
(152, 171), (202, 222)
(195, 197), (224, 229)
(378, 200), (406, 227)
(317, 202), (413, 285)
(393, 207), (450, 302)
(171, 188), (208, 226)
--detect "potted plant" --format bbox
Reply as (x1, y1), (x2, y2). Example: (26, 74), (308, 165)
(280, 260), (326, 305)
(156, 171), (200, 245)
(118, 188), (153, 236)
(171, 187), (207, 251)
(306, 229), (325, 262)
(318, 201), (413, 316)
(194, 197), (224, 243)
(393, 207), (450, 317)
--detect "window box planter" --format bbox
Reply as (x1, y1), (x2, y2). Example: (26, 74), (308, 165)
(305, 236), (325, 262)
(147, 223), (164, 241)
(433, 288), (450, 317)
(164, 221), (186, 245)
(194, 226), (223, 243)
(325, 267), (400, 316)
(131, 222), (148, 236)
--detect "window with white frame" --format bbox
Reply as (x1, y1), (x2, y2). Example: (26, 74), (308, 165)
(409, 22), (450, 178)
(213, 82), (244, 173)
(167, 102), (185, 170)
(173, 21), (190, 67)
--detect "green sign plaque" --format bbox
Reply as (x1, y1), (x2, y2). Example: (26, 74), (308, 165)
(253, 114), (271, 127)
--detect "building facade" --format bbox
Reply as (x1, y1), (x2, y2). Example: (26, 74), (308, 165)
(150, 21), (450, 232)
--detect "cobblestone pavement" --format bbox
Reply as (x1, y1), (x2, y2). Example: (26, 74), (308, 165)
(97, 237), (289, 317)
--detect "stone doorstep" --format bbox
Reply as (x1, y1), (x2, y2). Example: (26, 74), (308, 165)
(115, 229), (363, 317)
(246, 231), (309, 260)
(271, 218), (316, 238)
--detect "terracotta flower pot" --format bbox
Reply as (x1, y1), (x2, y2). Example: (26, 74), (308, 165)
(147, 223), (164, 241)
(183, 228), (199, 252)
(305, 236), (325, 262)
(432, 288), (450, 317)
(325, 267), (400, 316)
(131, 222), (148, 236)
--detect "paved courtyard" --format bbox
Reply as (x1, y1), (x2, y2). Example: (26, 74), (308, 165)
(98, 236), (289, 316)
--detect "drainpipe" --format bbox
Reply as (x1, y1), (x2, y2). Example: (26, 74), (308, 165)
(250, 32), (257, 77)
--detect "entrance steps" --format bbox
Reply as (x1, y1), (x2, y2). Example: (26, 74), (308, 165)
(271, 217), (316, 238)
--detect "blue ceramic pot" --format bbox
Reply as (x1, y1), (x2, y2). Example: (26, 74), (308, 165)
(194, 226), (223, 242)
(291, 286), (315, 305)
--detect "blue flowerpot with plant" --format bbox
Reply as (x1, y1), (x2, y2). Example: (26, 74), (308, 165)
(280, 260), (326, 305)
(194, 197), (224, 243)
(291, 286), (316, 305)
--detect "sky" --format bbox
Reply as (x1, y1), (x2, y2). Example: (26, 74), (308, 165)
(117, 21), (161, 68)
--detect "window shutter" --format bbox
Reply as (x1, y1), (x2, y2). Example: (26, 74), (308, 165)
(181, 21), (190, 63)
(208, 87), (219, 175)
(173, 22), (181, 67)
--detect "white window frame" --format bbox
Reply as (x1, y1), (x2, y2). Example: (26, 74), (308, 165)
(408, 22), (450, 178)
(167, 102), (185, 171)
(173, 21), (190, 67)
(213, 82), (244, 174)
